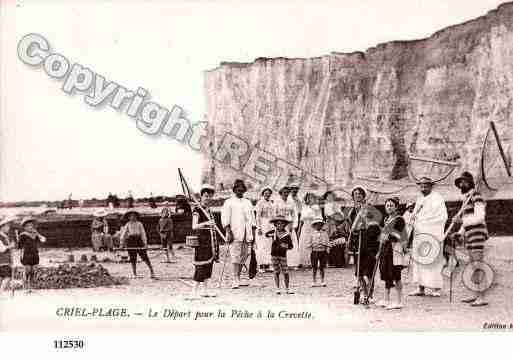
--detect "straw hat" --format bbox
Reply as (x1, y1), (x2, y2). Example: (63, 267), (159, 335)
(124, 209), (141, 220)
(260, 186), (273, 196)
(287, 182), (300, 190)
(200, 183), (215, 193)
(94, 209), (108, 218)
(21, 217), (36, 227)
(269, 214), (292, 225)
(311, 217), (325, 226)
(416, 176), (434, 185)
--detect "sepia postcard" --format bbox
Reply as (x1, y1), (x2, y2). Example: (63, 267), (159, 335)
(1, 0), (513, 342)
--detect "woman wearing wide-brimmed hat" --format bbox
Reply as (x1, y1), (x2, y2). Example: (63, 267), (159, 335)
(254, 186), (274, 273)
(119, 210), (156, 279)
(0, 216), (16, 296)
(299, 192), (322, 268)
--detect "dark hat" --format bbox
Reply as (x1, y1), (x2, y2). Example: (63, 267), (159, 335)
(270, 214), (292, 225)
(323, 190), (334, 200)
(454, 171), (475, 188)
(232, 179), (248, 193)
(385, 196), (400, 207)
(286, 182), (300, 190)
(416, 177), (434, 185)
(279, 186), (290, 194)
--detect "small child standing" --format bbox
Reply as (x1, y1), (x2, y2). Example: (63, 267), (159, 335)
(266, 215), (294, 295)
(306, 217), (330, 287)
(18, 218), (46, 293)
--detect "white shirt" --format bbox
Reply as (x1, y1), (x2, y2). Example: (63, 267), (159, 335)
(221, 195), (256, 242)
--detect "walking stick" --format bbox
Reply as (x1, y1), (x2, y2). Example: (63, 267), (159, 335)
(177, 169), (230, 288)
(354, 229), (362, 305)
(443, 189), (476, 303)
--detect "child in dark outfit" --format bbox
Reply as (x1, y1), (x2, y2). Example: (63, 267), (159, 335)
(266, 215), (294, 295)
(18, 218), (47, 293)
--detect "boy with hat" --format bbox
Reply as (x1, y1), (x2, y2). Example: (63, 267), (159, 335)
(18, 217), (46, 293)
(0, 216), (16, 297)
(265, 215), (294, 294)
(221, 179), (256, 289)
(305, 217), (330, 287)
(451, 171), (489, 306)
(273, 185), (300, 269)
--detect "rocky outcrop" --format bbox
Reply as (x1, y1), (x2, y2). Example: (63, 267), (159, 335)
(203, 2), (513, 192)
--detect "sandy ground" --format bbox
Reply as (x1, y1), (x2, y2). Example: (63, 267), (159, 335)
(1, 243), (513, 332)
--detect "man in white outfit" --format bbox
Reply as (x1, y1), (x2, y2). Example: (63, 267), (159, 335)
(222, 179), (256, 289)
(409, 177), (448, 297)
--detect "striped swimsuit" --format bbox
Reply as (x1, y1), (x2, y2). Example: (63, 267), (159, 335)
(461, 191), (488, 252)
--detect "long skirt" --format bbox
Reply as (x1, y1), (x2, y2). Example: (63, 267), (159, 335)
(255, 231), (272, 266)
(287, 229), (301, 267)
(298, 223), (313, 267)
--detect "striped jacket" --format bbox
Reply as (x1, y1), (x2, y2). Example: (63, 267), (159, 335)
(458, 190), (488, 251)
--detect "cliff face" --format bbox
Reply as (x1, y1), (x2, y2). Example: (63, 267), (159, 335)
(203, 3), (513, 191)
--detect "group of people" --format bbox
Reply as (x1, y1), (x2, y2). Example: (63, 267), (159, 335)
(187, 170), (490, 308)
(0, 170), (490, 308)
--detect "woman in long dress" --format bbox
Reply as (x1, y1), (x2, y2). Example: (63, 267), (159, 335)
(273, 186), (300, 269)
(255, 187), (274, 272)
(299, 193), (322, 268)
(323, 191), (341, 238)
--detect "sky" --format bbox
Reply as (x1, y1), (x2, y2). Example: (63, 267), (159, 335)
(0, 0), (506, 202)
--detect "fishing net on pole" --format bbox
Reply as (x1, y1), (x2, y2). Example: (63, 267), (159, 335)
(407, 155), (460, 185)
(480, 121), (512, 192)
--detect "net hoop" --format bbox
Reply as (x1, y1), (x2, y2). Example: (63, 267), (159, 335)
(407, 154), (460, 184)
(480, 121), (512, 191)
